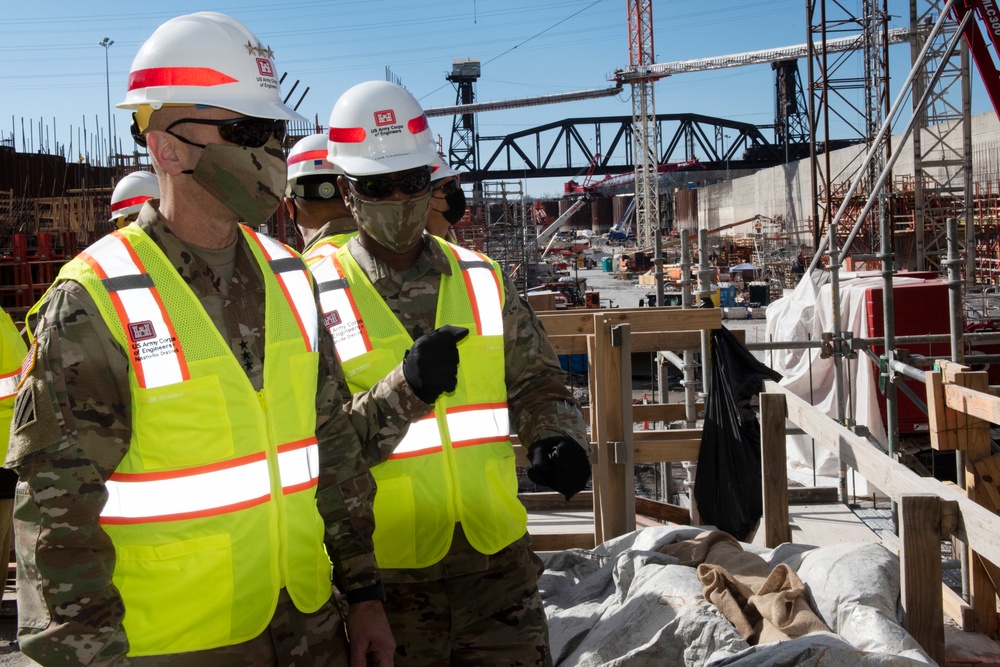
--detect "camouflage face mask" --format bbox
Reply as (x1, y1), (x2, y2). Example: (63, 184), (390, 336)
(188, 138), (287, 226)
(348, 189), (431, 254)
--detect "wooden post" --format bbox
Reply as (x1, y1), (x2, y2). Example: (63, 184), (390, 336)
(925, 369), (957, 451)
(956, 370), (999, 635)
(614, 324), (636, 533)
(588, 335), (604, 545)
(900, 494), (945, 665)
(939, 361), (968, 443)
(760, 392), (790, 547)
(591, 316), (634, 540)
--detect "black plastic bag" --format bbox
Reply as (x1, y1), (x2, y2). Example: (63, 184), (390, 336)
(695, 326), (782, 540)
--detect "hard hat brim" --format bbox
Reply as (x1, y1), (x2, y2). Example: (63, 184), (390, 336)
(336, 144), (440, 177)
(117, 97), (306, 123)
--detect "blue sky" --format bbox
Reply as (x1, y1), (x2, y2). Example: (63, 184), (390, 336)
(2, 0), (994, 196)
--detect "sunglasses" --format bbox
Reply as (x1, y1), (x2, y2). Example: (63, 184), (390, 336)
(434, 179), (460, 196)
(345, 167), (431, 199)
(165, 116), (287, 148)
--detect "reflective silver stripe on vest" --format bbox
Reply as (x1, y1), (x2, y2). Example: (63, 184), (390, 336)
(0, 369), (19, 401)
(449, 245), (504, 336)
(311, 257), (370, 362)
(101, 455), (271, 524)
(448, 404), (510, 448)
(389, 405), (509, 460)
(245, 229), (319, 353)
(100, 440), (319, 524)
(277, 439), (320, 493)
(83, 232), (185, 389)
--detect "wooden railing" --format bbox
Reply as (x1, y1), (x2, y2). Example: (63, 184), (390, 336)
(525, 306), (1000, 661)
(760, 369), (1000, 664)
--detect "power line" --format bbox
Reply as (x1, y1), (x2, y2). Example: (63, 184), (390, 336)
(417, 0), (609, 101)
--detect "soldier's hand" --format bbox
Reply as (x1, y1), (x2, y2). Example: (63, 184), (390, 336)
(403, 325), (469, 404)
(527, 437), (591, 500)
(346, 600), (395, 666)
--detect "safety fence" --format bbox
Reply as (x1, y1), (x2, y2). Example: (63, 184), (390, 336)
(759, 363), (1000, 665)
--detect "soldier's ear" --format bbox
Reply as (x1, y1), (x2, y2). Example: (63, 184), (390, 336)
(145, 131), (187, 177)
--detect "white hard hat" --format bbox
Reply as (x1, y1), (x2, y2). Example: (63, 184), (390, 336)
(286, 133), (342, 197)
(430, 154), (459, 183)
(109, 171), (160, 222)
(327, 81), (439, 176)
(118, 12), (305, 121)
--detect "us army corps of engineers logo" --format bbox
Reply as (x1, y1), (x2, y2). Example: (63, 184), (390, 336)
(128, 320), (180, 363)
(326, 311), (364, 348)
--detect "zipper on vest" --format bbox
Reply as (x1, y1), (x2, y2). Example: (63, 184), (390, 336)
(257, 388), (287, 590)
(435, 406), (464, 518)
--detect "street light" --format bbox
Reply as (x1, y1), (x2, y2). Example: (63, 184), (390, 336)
(99, 37), (114, 165)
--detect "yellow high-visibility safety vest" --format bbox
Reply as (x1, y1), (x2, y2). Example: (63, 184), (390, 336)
(0, 309), (28, 460)
(311, 236), (527, 569)
(53, 225), (331, 656)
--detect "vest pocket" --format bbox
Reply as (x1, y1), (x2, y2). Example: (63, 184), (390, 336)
(114, 533), (234, 655)
(345, 348), (403, 395)
(372, 475), (416, 568)
(478, 452), (527, 550)
(132, 375), (234, 470)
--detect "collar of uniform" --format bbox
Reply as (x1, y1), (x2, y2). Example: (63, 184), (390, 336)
(134, 205), (251, 292)
(302, 217), (357, 255)
(345, 234), (454, 284)
(423, 235), (454, 275)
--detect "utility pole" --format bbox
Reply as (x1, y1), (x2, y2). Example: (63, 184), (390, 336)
(99, 37), (114, 166)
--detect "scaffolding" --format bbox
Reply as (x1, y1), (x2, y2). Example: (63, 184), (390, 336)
(477, 181), (536, 294)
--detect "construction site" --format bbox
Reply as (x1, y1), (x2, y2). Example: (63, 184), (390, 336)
(8, 0), (1000, 665)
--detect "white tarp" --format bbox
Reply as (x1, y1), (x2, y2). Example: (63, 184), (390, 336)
(540, 526), (934, 666)
(764, 272), (932, 492)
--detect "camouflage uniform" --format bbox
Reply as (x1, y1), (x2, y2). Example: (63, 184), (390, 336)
(342, 234), (590, 667)
(5, 204), (424, 666)
(301, 218), (357, 256)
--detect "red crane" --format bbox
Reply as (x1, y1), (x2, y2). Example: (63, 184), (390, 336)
(564, 157), (705, 196)
(952, 0), (1000, 119)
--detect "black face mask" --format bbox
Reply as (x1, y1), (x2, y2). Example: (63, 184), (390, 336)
(442, 187), (466, 224)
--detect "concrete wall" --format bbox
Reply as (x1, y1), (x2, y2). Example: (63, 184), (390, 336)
(696, 110), (1000, 244)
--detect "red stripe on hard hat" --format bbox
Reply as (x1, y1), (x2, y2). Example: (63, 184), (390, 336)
(128, 67), (239, 91)
(111, 195), (152, 212)
(288, 149), (329, 165)
(329, 127), (366, 143)
(407, 115), (429, 134)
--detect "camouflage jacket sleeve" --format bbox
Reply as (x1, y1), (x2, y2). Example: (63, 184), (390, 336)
(501, 273), (591, 454)
(340, 364), (432, 466)
(313, 301), (385, 602)
(6, 283), (131, 666)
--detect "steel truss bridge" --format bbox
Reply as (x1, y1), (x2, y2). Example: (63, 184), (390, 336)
(464, 113), (859, 182)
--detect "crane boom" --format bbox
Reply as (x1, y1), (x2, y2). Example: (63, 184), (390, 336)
(615, 27), (913, 82)
(425, 28), (911, 122)
(424, 86), (623, 118)
(953, 0), (1000, 119)
(538, 197), (590, 257)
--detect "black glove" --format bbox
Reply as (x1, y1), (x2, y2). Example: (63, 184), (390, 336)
(526, 437), (591, 500)
(403, 325), (469, 404)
